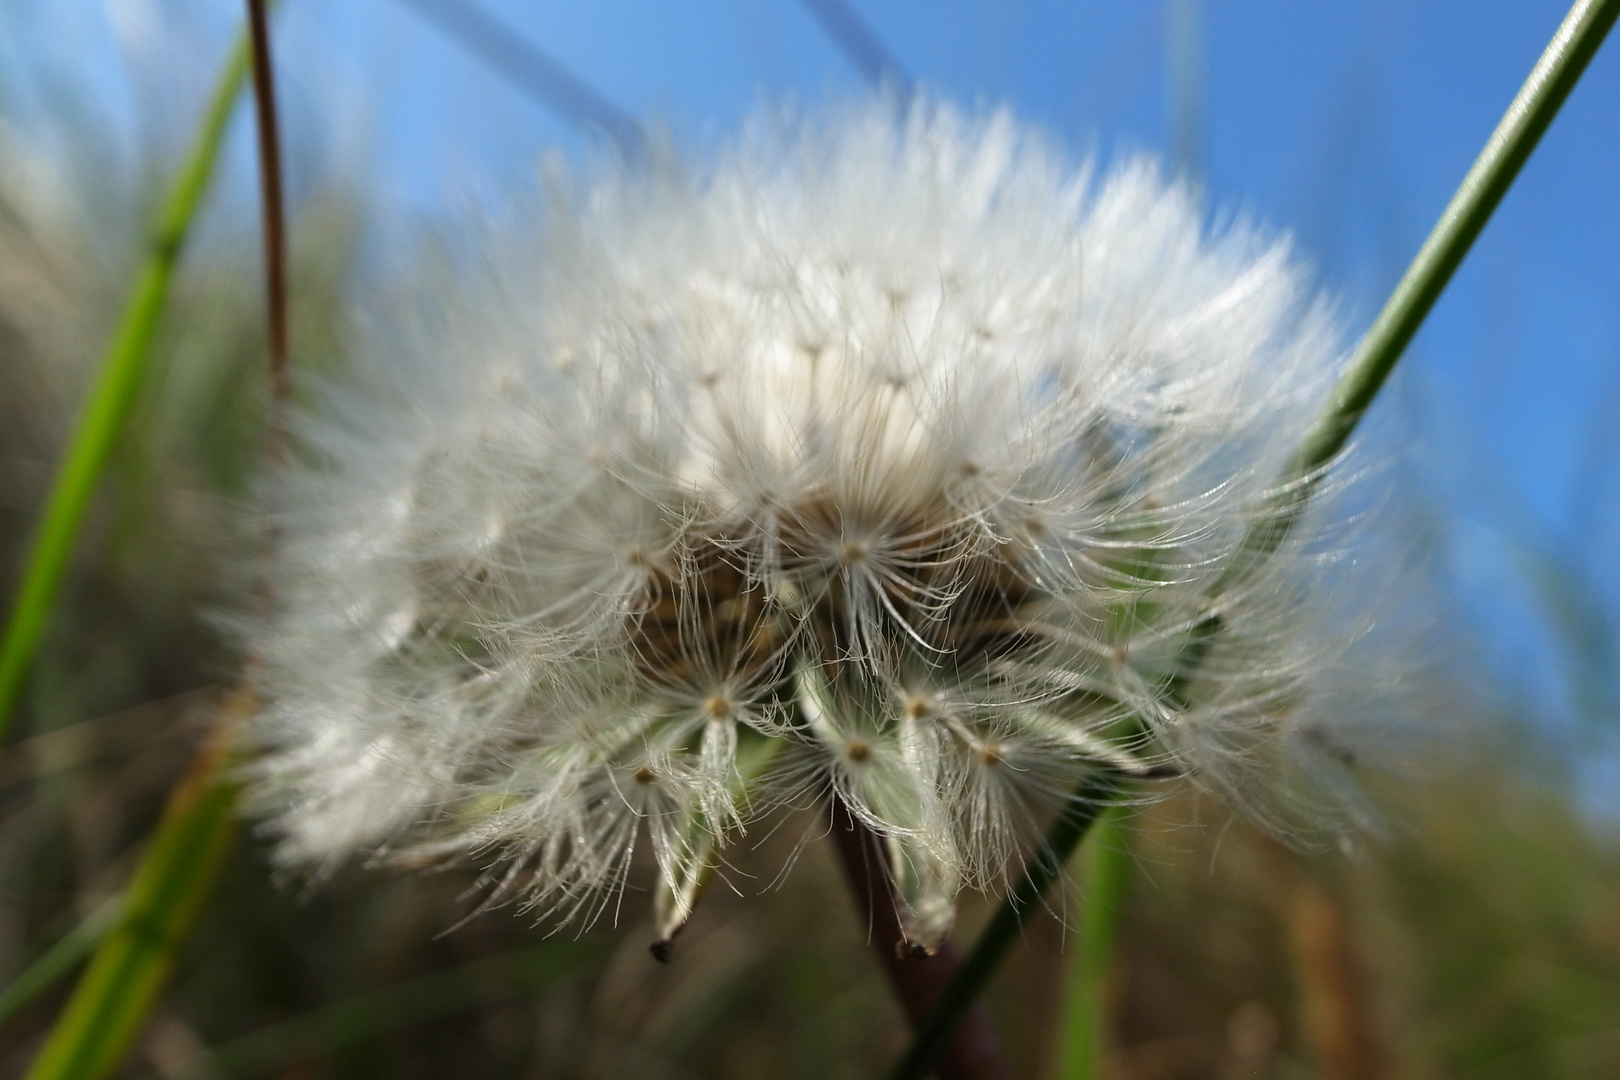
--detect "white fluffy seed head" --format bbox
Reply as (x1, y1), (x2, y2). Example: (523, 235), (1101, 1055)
(246, 98), (1399, 949)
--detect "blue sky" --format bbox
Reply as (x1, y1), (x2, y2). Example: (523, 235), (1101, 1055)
(10, 0), (1620, 808)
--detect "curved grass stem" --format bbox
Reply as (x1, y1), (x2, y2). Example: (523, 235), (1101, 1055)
(0, 22), (260, 745)
(1293, 0), (1620, 479)
(20, 8), (289, 1076)
(886, 2), (1620, 1075)
(22, 701), (242, 1080)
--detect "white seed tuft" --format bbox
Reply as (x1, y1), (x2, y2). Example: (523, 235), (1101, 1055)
(245, 98), (1404, 947)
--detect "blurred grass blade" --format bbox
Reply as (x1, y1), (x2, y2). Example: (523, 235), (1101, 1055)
(1164, 0), (1205, 178)
(888, 3), (1620, 1076)
(1057, 805), (1128, 1080)
(23, 701), (242, 1080)
(24, 9), (290, 1074)
(798, 0), (913, 94)
(1285, 868), (1385, 1080)
(0, 895), (122, 1026)
(392, 0), (644, 153)
(129, 939), (610, 1080)
(0, 23), (259, 745)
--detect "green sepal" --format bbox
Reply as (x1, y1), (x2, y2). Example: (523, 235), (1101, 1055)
(884, 830), (959, 956)
(649, 729), (782, 960)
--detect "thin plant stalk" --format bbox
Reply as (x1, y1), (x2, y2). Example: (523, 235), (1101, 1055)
(0, 895), (122, 1026)
(23, 708), (241, 1080)
(0, 27), (262, 746)
(1056, 805), (1129, 1080)
(245, 0), (292, 619)
(247, 0), (291, 463)
(887, 2), (1620, 1076)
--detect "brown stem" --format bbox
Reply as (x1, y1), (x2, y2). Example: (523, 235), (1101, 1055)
(1287, 875), (1386, 1080)
(1260, 837), (1386, 1080)
(244, 0), (289, 633)
(245, 0), (289, 466)
(827, 798), (1012, 1080)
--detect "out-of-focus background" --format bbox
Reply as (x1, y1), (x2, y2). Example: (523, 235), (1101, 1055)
(1, 1), (1617, 1077)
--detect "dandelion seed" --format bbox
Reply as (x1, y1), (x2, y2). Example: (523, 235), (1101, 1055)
(246, 98), (1390, 952)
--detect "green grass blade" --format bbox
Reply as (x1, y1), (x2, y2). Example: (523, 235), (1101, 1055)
(23, 726), (238, 1080)
(129, 938), (611, 1080)
(0, 895), (122, 1026)
(1057, 806), (1129, 1080)
(0, 28), (257, 745)
(886, 3), (1620, 1075)
(1292, 0), (1620, 477)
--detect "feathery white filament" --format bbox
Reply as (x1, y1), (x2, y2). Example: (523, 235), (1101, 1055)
(247, 99), (1388, 948)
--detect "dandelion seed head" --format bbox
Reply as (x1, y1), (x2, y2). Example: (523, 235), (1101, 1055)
(246, 97), (1402, 949)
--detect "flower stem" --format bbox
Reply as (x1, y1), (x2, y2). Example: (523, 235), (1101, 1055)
(887, 3), (1620, 1075)
(884, 770), (1122, 1080)
(827, 797), (1012, 1080)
